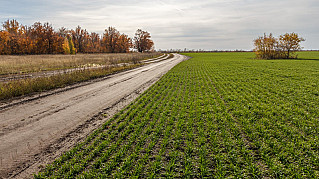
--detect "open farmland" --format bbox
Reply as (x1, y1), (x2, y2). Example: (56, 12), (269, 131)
(34, 52), (319, 178)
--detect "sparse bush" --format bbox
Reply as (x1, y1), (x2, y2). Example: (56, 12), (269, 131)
(254, 33), (305, 59)
(278, 33), (305, 59)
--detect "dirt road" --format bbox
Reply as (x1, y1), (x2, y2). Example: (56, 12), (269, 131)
(0, 53), (188, 178)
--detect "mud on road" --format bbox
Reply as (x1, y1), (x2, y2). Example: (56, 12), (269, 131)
(0, 54), (188, 178)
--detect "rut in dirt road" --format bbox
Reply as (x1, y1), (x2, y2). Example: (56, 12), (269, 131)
(0, 53), (188, 178)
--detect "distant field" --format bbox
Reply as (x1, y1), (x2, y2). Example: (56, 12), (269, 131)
(0, 53), (160, 75)
(35, 52), (319, 178)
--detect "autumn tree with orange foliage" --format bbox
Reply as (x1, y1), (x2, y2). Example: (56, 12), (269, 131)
(102, 27), (120, 53)
(134, 29), (154, 52)
(254, 33), (305, 59)
(0, 20), (64, 54)
(0, 19), (154, 55)
(117, 34), (132, 53)
(0, 30), (11, 55)
(88, 32), (101, 53)
(102, 27), (132, 53)
(1, 20), (31, 54)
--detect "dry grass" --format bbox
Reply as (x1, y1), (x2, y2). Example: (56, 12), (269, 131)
(0, 53), (161, 75)
(0, 64), (143, 100)
(0, 53), (162, 100)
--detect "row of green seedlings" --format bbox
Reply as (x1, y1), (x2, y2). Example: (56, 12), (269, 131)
(78, 80), (175, 178)
(230, 70), (318, 136)
(36, 55), (318, 178)
(36, 59), (263, 178)
(106, 61), (267, 178)
(75, 70), (185, 177)
(206, 61), (318, 137)
(179, 55), (318, 177)
(185, 63), (264, 178)
(110, 72), (186, 178)
(35, 72), (176, 178)
(92, 63), (261, 178)
(200, 58), (318, 177)
(226, 59), (319, 132)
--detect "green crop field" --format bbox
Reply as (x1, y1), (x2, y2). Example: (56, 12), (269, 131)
(35, 52), (319, 178)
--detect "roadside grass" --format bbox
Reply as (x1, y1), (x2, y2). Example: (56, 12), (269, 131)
(34, 51), (319, 178)
(0, 53), (162, 101)
(0, 64), (142, 100)
(0, 53), (160, 75)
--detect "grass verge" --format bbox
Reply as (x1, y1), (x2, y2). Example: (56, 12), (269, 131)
(0, 53), (161, 75)
(0, 64), (142, 101)
(0, 53), (164, 101)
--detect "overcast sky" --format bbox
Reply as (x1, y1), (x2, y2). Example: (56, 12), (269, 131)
(1, 0), (318, 50)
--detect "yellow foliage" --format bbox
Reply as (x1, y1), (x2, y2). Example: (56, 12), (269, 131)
(63, 37), (70, 54)
(254, 33), (304, 59)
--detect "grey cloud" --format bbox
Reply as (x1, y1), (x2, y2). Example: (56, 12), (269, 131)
(1, 0), (318, 50)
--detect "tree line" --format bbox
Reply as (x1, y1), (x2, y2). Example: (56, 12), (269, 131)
(0, 19), (154, 55)
(254, 32), (305, 59)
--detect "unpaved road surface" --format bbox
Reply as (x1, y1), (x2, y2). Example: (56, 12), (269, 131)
(0, 53), (188, 178)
